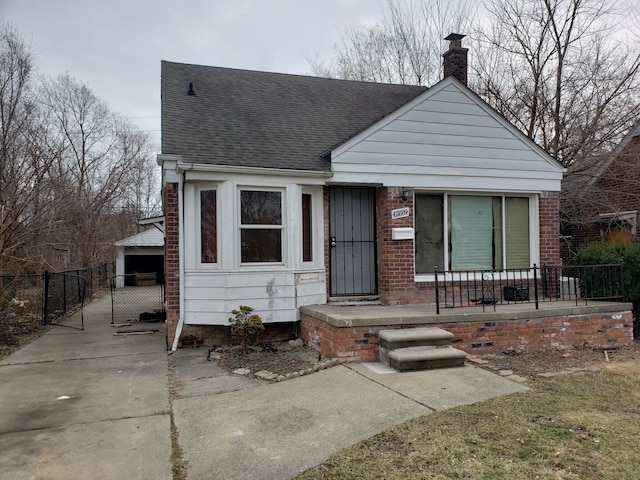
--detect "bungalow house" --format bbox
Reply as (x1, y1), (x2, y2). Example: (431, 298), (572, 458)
(159, 36), (566, 350)
(561, 120), (640, 262)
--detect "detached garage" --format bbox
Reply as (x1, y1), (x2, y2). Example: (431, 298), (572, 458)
(114, 218), (164, 287)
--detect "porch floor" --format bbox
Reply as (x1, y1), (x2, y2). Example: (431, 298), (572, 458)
(300, 300), (633, 328)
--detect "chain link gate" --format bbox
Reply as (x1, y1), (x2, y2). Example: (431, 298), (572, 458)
(42, 270), (86, 330)
(110, 273), (165, 326)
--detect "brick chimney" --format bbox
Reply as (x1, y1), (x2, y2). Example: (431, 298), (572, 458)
(443, 33), (468, 86)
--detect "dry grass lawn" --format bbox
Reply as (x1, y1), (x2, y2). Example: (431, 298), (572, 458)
(294, 362), (640, 480)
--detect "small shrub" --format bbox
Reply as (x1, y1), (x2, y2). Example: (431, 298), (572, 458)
(574, 243), (640, 337)
(228, 306), (264, 354)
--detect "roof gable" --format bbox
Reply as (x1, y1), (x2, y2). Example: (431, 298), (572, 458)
(330, 77), (564, 192)
(114, 228), (164, 247)
(334, 77), (562, 170)
(161, 61), (426, 171)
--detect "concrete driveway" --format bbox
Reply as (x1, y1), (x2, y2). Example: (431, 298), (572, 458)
(0, 295), (171, 480)
(0, 294), (527, 480)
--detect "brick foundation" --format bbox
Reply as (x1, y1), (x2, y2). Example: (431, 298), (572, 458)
(300, 308), (634, 362)
(174, 322), (300, 349)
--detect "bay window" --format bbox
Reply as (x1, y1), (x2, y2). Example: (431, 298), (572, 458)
(415, 193), (531, 273)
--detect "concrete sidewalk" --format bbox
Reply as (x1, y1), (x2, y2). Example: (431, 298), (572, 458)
(1, 293), (528, 480)
(169, 350), (528, 480)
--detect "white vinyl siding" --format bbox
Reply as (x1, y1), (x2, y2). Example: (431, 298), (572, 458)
(330, 79), (563, 193)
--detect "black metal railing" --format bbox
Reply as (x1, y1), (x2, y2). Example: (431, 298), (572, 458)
(434, 263), (625, 314)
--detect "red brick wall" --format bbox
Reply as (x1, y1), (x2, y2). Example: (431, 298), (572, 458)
(539, 191), (561, 266)
(561, 135), (640, 261)
(376, 187), (416, 304)
(164, 183), (180, 348)
(300, 310), (634, 362)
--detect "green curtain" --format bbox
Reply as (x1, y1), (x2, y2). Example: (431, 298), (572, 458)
(450, 196), (493, 270)
(505, 197), (530, 269)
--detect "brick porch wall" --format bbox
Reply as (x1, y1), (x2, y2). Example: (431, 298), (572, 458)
(300, 310), (634, 362)
(164, 183), (180, 349)
(539, 191), (561, 266)
(376, 186), (416, 304)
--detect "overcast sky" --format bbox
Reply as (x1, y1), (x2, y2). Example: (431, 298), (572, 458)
(3, 0), (384, 150)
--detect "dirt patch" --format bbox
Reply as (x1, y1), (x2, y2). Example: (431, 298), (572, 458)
(0, 312), (48, 361)
(473, 341), (640, 379)
(217, 339), (640, 381)
(215, 341), (325, 378)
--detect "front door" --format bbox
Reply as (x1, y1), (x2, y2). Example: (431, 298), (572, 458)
(329, 187), (377, 296)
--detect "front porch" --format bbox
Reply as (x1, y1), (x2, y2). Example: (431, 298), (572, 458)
(300, 301), (635, 362)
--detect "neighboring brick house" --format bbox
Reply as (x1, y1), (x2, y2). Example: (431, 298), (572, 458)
(158, 37), (564, 350)
(561, 120), (640, 263)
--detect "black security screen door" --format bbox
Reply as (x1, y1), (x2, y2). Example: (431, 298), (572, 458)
(329, 187), (377, 296)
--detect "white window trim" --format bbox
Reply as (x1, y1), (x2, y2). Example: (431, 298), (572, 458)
(301, 187), (324, 268)
(197, 186), (220, 268)
(237, 186), (287, 267)
(183, 183), (222, 271)
(414, 192), (539, 282)
(598, 210), (637, 235)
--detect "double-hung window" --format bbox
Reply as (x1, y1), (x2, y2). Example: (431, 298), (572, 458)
(415, 194), (531, 273)
(240, 190), (283, 263)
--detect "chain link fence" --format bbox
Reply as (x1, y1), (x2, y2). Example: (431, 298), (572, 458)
(0, 264), (113, 354)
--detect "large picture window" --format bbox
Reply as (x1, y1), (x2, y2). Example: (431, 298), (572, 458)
(200, 190), (217, 263)
(240, 190), (283, 263)
(415, 194), (530, 273)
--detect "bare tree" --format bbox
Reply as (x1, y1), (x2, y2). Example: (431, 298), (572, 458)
(0, 23), (62, 279)
(474, 0), (640, 168)
(1, 20), (160, 304)
(308, 0), (476, 86)
(314, 0), (639, 166)
(40, 74), (158, 268)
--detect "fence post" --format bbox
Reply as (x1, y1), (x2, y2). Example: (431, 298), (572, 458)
(533, 264), (539, 310)
(620, 263), (625, 301)
(434, 267), (440, 315)
(110, 276), (116, 324)
(42, 270), (50, 325)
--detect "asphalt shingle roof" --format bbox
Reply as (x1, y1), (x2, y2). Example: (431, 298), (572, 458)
(161, 61), (428, 171)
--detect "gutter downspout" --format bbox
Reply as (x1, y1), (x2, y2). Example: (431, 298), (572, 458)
(171, 170), (186, 351)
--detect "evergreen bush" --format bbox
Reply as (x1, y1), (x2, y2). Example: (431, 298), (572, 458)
(574, 243), (640, 337)
(228, 305), (264, 354)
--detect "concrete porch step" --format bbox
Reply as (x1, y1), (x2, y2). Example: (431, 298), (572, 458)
(379, 327), (454, 350)
(387, 346), (467, 371)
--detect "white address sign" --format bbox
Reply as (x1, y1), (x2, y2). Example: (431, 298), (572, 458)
(391, 207), (409, 219)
